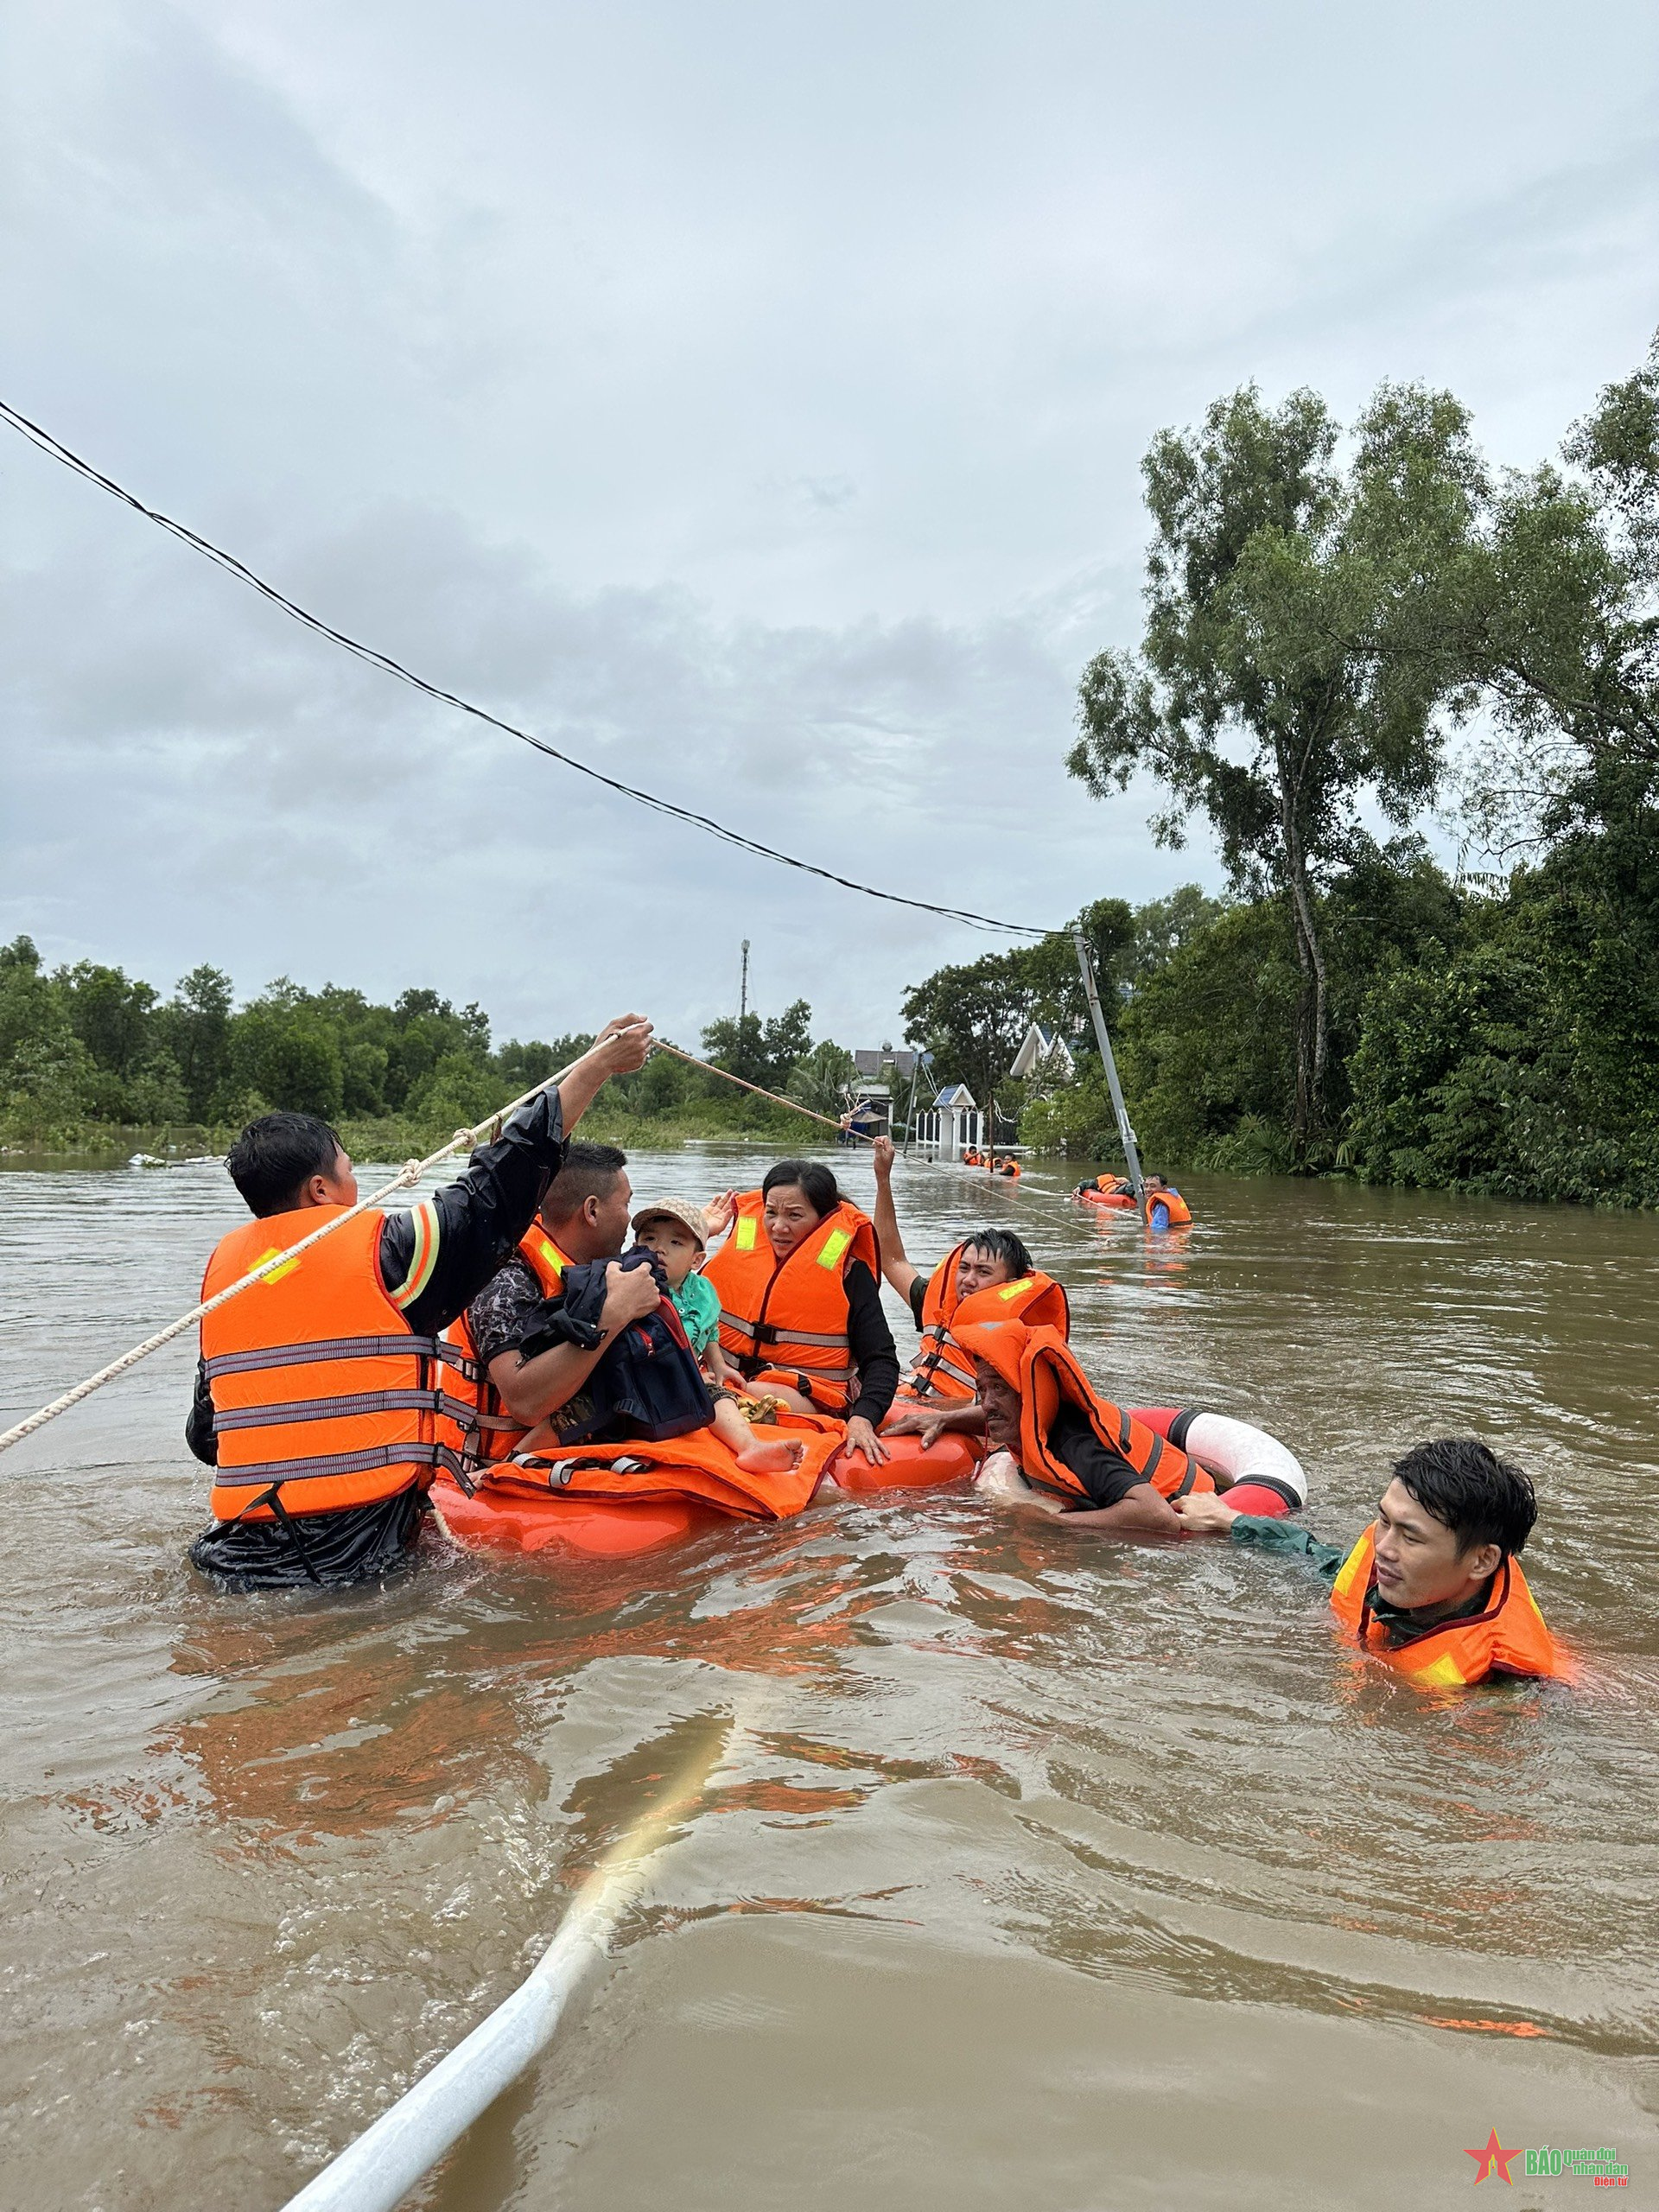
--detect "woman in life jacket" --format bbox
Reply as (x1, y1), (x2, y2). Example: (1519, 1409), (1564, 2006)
(702, 1159), (899, 1467)
(1173, 1438), (1569, 1687)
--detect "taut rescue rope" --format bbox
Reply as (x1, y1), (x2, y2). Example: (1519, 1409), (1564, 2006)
(0, 1048), (601, 1459)
(0, 1032), (1036, 1460)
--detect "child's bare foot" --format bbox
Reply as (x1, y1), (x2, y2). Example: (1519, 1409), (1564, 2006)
(735, 1439), (802, 1476)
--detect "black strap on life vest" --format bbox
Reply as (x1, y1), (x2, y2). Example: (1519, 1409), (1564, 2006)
(238, 1481), (323, 1586)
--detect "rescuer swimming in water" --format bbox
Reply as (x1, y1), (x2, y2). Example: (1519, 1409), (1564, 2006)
(1174, 1440), (1569, 1686)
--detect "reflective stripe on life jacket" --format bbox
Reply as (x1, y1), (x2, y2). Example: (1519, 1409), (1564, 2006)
(1328, 1522), (1569, 1687)
(952, 1318), (1215, 1506)
(703, 1189), (880, 1414)
(443, 1225), (574, 1474)
(897, 1248), (1071, 1407)
(200, 1206), (473, 1523)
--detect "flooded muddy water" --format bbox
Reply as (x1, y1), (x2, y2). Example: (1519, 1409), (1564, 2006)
(2, 1146), (1656, 2209)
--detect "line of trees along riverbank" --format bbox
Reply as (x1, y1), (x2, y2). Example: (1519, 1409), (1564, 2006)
(0, 941), (855, 1158)
(5, 337), (1656, 1204)
(901, 329), (1659, 1208)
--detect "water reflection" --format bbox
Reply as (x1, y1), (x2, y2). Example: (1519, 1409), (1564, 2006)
(1, 1148), (1656, 2208)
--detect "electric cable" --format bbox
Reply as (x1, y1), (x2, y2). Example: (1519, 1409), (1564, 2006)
(0, 397), (1056, 939)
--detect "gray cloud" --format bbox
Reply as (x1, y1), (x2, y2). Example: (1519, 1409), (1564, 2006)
(3, 0), (1656, 1051)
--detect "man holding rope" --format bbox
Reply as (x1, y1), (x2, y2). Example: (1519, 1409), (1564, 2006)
(185, 1016), (653, 1589)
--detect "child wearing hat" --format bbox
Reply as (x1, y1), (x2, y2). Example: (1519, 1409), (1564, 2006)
(630, 1195), (798, 1473)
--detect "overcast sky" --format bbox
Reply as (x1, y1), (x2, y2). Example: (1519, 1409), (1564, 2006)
(4, 1), (1656, 1052)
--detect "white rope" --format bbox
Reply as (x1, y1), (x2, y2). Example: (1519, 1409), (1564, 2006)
(0, 1029), (1041, 1461)
(0, 1052), (594, 1459)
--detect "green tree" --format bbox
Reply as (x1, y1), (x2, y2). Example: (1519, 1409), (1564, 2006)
(1450, 333), (1659, 858)
(157, 964), (233, 1120)
(1126, 885), (1227, 987)
(226, 988), (345, 1119)
(900, 951), (1039, 1115)
(787, 1039), (856, 1117)
(0, 938), (62, 1068)
(55, 961), (159, 1078)
(1070, 381), (1483, 1152)
(702, 1001), (813, 1092)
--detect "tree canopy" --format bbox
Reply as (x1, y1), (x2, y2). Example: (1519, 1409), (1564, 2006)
(1069, 380), (1484, 1153)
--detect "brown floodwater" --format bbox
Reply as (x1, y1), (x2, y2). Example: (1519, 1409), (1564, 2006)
(2, 1146), (1656, 2210)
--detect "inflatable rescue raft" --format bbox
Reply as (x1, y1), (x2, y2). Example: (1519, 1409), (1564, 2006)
(432, 1425), (981, 1559)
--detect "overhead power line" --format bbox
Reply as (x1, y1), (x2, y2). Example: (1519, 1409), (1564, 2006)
(0, 397), (1056, 939)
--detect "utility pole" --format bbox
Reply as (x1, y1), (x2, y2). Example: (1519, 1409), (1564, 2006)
(1072, 929), (1144, 1200)
(739, 939), (750, 1021)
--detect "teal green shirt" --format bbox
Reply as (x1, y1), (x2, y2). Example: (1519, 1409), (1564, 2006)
(671, 1269), (721, 1357)
(1230, 1515), (1345, 1580)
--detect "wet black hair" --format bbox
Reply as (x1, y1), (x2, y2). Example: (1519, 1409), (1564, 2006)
(762, 1158), (841, 1219)
(960, 1226), (1034, 1280)
(543, 1141), (628, 1224)
(1391, 1439), (1537, 1558)
(226, 1111), (346, 1218)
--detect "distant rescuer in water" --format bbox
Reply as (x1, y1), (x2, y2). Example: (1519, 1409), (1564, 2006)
(1175, 1440), (1571, 1687)
(184, 1015), (654, 1591)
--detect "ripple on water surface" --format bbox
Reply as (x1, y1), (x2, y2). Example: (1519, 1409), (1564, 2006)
(2, 1148), (1656, 2209)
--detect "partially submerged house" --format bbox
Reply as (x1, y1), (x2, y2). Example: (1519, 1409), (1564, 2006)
(912, 1081), (986, 1158)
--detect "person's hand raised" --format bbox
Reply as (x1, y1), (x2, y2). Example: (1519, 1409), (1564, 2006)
(703, 1190), (737, 1240)
(592, 1014), (654, 1074)
(871, 1135), (896, 1179)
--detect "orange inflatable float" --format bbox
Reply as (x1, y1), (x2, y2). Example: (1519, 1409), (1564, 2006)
(432, 1421), (980, 1558)
(835, 1428), (981, 1494)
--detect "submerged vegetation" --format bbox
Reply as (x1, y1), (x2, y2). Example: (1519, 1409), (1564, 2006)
(7, 338), (1656, 1205)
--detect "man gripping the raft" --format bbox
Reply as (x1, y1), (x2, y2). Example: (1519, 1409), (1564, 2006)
(185, 1016), (654, 1589)
(869, 1134), (1070, 1444)
(1173, 1441), (1569, 1686)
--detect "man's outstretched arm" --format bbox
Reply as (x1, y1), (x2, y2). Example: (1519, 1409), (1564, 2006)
(385, 1018), (654, 1337)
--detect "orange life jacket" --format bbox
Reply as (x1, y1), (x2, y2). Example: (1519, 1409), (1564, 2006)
(443, 1224), (572, 1473)
(465, 1417), (841, 1523)
(896, 1249), (1071, 1407)
(1096, 1174), (1132, 1195)
(704, 1189), (880, 1414)
(1145, 1186), (1192, 1225)
(200, 1206), (473, 1524)
(953, 1319), (1215, 1505)
(1328, 1522), (1570, 1687)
